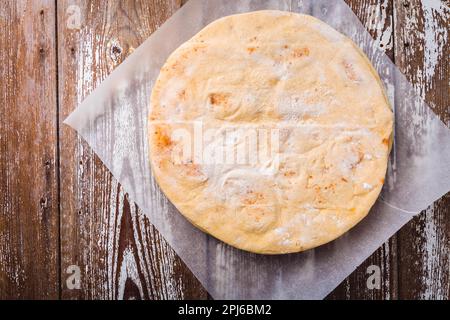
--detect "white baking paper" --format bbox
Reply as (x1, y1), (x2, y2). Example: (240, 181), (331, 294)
(64, 0), (450, 299)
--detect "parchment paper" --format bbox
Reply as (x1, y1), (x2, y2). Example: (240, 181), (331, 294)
(64, 0), (450, 299)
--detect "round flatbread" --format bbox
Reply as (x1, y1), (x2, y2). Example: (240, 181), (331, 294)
(148, 11), (393, 254)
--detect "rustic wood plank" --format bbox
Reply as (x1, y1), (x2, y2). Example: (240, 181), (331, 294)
(327, 0), (398, 300)
(394, 0), (449, 299)
(0, 0), (59, 299)
(58, 0), (207, 299)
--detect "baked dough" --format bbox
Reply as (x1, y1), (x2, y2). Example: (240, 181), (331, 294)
(148, 11), (393, 254)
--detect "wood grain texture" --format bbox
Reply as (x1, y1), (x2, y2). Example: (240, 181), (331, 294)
(0, 0), (448, 300)
(394, 0), (449, 299)
(57, 0), (207, 299)
(327, 0), (398, 300)
(0, 0), (59, 299)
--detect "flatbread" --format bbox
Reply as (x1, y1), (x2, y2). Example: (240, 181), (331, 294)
(148, 11), (393, 254)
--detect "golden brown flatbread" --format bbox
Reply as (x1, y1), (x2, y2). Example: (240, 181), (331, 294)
(148, 11), (393, 254)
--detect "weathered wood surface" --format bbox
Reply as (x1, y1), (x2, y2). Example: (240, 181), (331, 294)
(0, 0), (448, 299)
(394, 0), (449, 300)
(0, 1), (59, 299)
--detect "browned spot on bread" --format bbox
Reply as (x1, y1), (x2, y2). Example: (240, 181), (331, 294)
(269, 78), (280, 86)
(381, 178), (385, 184)
(242, 192), (264, 205)
(292, 47), (310, 58)
(209, 92), (230, 105)
(382, 138), (389, 146)
(178, 89), (186, 100)
(341, 177), (348, 183)
(183, 163), (203, 177)
(343, 61), (360, 82)
(323, 183), (336, 191)
(157, 159), (168, 169)
(191, 45), (207, 54)
(283, 171), (296, 177)
(154, 129), (172, 148)
(306, 175), (314, 188)
(243, 198), (256, 205)
(247, 47), (257, 54)
(170, 61), (180, 70)
(353, 152), (364, 168)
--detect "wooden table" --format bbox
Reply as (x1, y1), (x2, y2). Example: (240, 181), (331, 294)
(0, 0), (448, 300)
